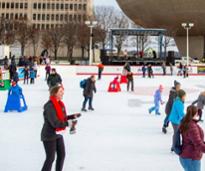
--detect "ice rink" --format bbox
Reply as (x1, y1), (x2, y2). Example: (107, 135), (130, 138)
(0, 66), (205, 171)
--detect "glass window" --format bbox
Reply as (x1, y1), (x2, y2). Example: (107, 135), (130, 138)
(38, 14), (41, 20)
(43, 3), (46, 9)
(25, 3), (28, 9)
(65, 4), (68, 9)
(6, 3), (10, 9)
(2, 3), (5, 9)
(20, 3), (23, 9)
(56, 4), (59, 10)
(70, 4), (73, 10)
(15, 3), (19, 9)
(51, 14), (54, 21)
(74, 4), (77, 11)
(60, 14), (63, 21)
(38, 3), (41, 9)
(47, 3), (50, 9)
(33, 3), (37, 9)
(52, 3), (55, 9)
(33, 14), (36, 20)
(42, 14), (45, 21)
(11, 3), (14, 9)
(47, 14), (50, 20)
(61, 4), (64, 10)
(83, 4), (86, 11)
(56, 14), (59, 21)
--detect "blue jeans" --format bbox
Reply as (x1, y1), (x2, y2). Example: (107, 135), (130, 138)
(82, 96), (93, 109)
(149, 103), (160, 114)
(180, 157), (201, 171)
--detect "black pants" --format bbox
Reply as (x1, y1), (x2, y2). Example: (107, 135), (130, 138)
(42, 136), (65, 171)
(30, 78), (35, 84)
(98, 69), (103, 80)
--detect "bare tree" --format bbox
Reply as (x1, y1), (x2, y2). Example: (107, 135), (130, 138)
(46, 27), (64, 60)
(113, 13), (129, 55)
(28, 27), (40, 56)
(163, 36), (173, 57)
(62, 22), (78, 62)
(41, 31), (52, 53)
(14, 19), (30, 56)
(77, 24), (89, 59)
(95, 6), (116, 49)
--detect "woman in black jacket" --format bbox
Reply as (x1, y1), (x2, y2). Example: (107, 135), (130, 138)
(41, 84), (80, 171)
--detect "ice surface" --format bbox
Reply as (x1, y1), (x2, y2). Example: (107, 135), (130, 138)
(0, 66), (205, 171)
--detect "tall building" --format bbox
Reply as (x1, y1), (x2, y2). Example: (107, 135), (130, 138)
(117, 0), (205, 59)
(0, 0), (93, 59)
(0, 0), (93, 29)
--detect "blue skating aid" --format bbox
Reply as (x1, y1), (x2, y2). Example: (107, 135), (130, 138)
(4, 84), (28, 113)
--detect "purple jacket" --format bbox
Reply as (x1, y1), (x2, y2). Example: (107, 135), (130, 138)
(180, 120), (205, 160)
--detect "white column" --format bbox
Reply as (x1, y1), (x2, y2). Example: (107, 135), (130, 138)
(186, 27), (189, 66)
(89, 26), (93, 65)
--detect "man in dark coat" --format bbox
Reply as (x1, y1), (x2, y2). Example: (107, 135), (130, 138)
(81, 75), (96, 112)
(47, 68), (62, 89)
(162, 80), (181, 134)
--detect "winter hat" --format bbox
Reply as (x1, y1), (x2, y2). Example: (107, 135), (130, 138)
(178, 89), (186, 99)
(174, 80), (181, 87)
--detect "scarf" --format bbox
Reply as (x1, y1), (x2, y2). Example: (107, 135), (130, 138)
(50, 96), (67, 132)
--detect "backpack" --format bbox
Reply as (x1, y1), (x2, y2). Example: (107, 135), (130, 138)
(80, 79), (87, 89)
(173, 129), (182, 155)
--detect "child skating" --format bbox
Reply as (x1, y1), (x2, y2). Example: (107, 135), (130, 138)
(149, 85), (164, 115)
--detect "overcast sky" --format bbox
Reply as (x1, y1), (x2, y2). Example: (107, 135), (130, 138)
(94, 0), (119, 8)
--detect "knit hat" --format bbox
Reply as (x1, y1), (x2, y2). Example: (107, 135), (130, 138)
(174, 80), (181, 87)
(178, 89), (186, 99)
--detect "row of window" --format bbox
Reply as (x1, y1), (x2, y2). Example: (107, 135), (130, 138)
(33, 3), (87, 11)
(32, 23), (73, 30)
(1, 13), (27, 20)
(0, 2), (87, 11)
(33, 13), (85, 22)
(0, 2), (27, 9)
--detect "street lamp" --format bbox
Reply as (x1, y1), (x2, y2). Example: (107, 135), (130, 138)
(85, 20), (98, 65)
(181, 22), (194, 66)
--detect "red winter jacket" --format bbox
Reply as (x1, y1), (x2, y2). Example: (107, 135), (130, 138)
(180, 120), (205, 160)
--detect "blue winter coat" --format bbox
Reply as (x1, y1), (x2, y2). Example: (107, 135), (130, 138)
(168, 97), (185, 125)
(154, 89), (162, 105)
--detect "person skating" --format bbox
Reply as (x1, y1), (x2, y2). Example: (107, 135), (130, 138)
(142, 64), (146, 78)
(12, 68), (19, 84)
(147, 64), (154, 78)
(47, 68), (62, 89)
(127, 72), (134, 92)
(30, 67), (36, 84)
(81, 75), (96, 112)
(124, 62), (131, 72)
(45, 64), (51, 81)
(183, 65), (189, 78)
(192, 91), (205, 122)
(168, 89), (186, 152)
(41, 84), (81, 171)
(162, 80), (181, 134)
(170, 63), (173, 76)
(97, 63), (104, 80)
(162, 62), (166, 75)
(22, 66), (29, 84)
(149, 85), (164, 115)
(179, 105), (205, 171)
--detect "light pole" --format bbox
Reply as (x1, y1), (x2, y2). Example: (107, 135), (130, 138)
(181, 23), (194, 66)
(85, 20), (98, 65)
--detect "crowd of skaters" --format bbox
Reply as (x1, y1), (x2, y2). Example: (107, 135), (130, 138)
(1, 55), (205, 171)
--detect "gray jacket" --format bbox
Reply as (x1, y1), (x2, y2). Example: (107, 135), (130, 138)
(193, 94), (205, 110)
(83, 78), (96, 97)
(41, 101), (68, 141)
